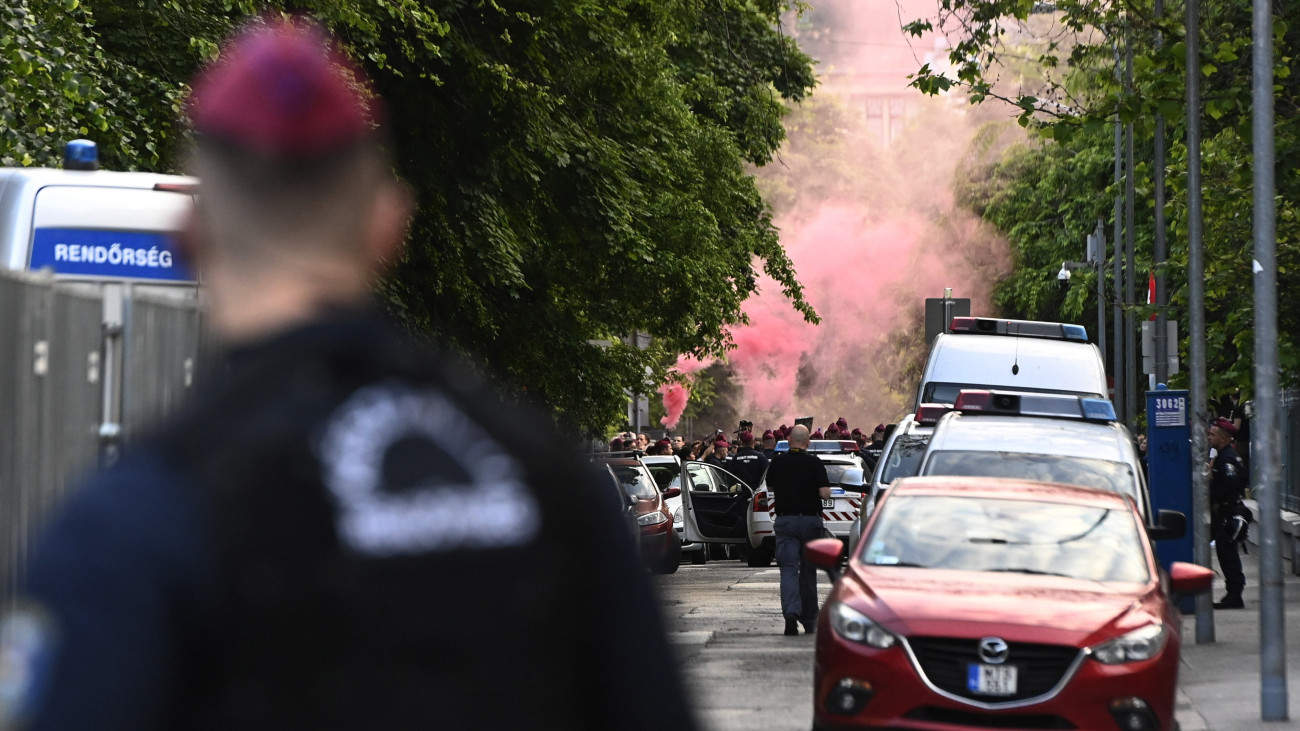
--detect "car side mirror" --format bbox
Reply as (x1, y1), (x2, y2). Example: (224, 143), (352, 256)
(1169, 561), (1214, 595)
(805, 538), (844, 570)
(1147, 509), (1186, 541)
(661, 486), (681, 500)
(838, 467), (866, 490)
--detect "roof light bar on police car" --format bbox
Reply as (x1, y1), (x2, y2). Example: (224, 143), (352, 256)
(914, 404), (954, 426)
(948, 317), (1089, 343)
(63, 139), (99, 171)
(953, 389), (1117, 422)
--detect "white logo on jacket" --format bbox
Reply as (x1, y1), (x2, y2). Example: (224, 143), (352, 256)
(318, 382), (540, 556)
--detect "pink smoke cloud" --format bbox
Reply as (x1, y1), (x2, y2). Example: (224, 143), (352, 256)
(657, 356), (714, 428)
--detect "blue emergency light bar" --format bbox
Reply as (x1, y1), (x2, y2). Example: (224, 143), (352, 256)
(948, 317), (1088, 343)
(953, 389), (1117, 422)
(64, 139), (99, 171)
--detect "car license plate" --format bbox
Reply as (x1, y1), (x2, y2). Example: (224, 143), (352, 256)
(967, 664), (1017, 696)
(820, 499), (834, 508)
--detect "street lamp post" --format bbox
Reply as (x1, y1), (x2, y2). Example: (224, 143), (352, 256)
(1060, 224), (1108, 361)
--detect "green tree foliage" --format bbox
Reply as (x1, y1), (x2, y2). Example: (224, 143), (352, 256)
(0, 0), (817, 435)
(915, 0), (1299, 399)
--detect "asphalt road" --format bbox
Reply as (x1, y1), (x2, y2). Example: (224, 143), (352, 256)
(653, 560), (830, 731)
(653, 557), (1211, 731)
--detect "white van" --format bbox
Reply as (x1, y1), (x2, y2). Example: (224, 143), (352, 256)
(1, 140), (197, 293)
(916, 317), (1107, 408)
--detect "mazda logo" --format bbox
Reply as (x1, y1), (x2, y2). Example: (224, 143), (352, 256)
(978, 637), (1009, 664)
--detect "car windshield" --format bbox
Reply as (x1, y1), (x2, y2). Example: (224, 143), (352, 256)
(879, 435), (928, 484)
(859, 494), (1150, 583)
(923, 451), (1136, 500)
(609, 464), (660, 500)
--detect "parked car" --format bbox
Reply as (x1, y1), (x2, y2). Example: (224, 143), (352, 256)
(916, 317), (1106, 409)
(641, 455), (710, 564)
(806, 476), (1211, 731)
(594, 457), (680, 574)
(743, 440), (866, 567)
(846, 410), (940, 554)
(595, 462), (640, 555)
(673, 460), (756, 562)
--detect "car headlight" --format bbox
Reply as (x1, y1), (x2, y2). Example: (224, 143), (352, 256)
(637, 511), (669, 526)
(829, 602), (897, 649)
(1089, 623), (1166, 664)
(673, 508), (683, 524)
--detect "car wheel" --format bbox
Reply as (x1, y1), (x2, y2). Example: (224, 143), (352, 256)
(656, 533), (682, 574)
(690, 548), (707, 565)
(746, 546), (773, 568)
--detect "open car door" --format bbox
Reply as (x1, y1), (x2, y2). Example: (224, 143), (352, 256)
(680, 462), (752, 544)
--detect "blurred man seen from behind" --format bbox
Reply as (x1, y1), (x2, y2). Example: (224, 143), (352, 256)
(0, 18), (697, 731)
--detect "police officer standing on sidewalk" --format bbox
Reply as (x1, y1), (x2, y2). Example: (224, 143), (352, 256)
(1209, 417), (1249, 609)
(766, 425), (831, 636)
(0, 19), (697, 731)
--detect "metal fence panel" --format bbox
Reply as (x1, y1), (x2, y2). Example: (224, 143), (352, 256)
(1, 270), (202, 603)
(122, 291), (204, 441)
(0, 272), (48, 600)
(45, 288), (105, 512)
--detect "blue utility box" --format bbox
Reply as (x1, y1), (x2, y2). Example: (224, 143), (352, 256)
(1146, 387), (1194, 610)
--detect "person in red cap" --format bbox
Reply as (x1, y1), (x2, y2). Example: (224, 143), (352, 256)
(761, 429), (778, 458)
(728, 430), (770, 490)
(860, 422), (888, 472)
(704, 436), (731, 468)
(1208, 416), (1249, 609)
(2, 18), (698, 731)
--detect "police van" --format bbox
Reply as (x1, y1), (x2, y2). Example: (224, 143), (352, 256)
(917, 317), (1107, 409)
(1, 140), (197, 291)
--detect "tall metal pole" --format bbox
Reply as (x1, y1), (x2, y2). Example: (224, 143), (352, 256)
(1252, 0), (1288, 718)
(1153, 0), (1169, 387)
(1185, 0), (1214, 645)
(1124, 34), (1138, 427)
(1113, 43), (1126, 420)
(1095, 220), (1106, 364)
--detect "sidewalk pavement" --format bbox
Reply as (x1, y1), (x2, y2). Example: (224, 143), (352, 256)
(1177, 531), (1300, 729)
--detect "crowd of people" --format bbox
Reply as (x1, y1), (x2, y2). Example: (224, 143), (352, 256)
(605, 417), (893, 484)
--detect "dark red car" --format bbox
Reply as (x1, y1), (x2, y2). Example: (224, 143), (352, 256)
(599, 457), (680, 574)
(808, 476), (1211, 731)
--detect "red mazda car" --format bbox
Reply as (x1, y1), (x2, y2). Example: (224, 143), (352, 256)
(807, 477), (1211, 731)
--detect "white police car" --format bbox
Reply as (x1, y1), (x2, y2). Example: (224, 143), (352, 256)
(740, 440), (866, 568)
(846, 409), (940, 554)
(667, 457), (760, 562)
(917, 390), (1152, 522)
(642, 454), (742, 565)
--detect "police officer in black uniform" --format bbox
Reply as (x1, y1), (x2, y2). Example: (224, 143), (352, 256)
(859, 423), (887, 473)
(1208, 417), (1249, 609)
(703, 436), (730, 469)
(728, 430), (770, 490)
(0, 20), (697, 731)
(765, 425), (831, 636)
